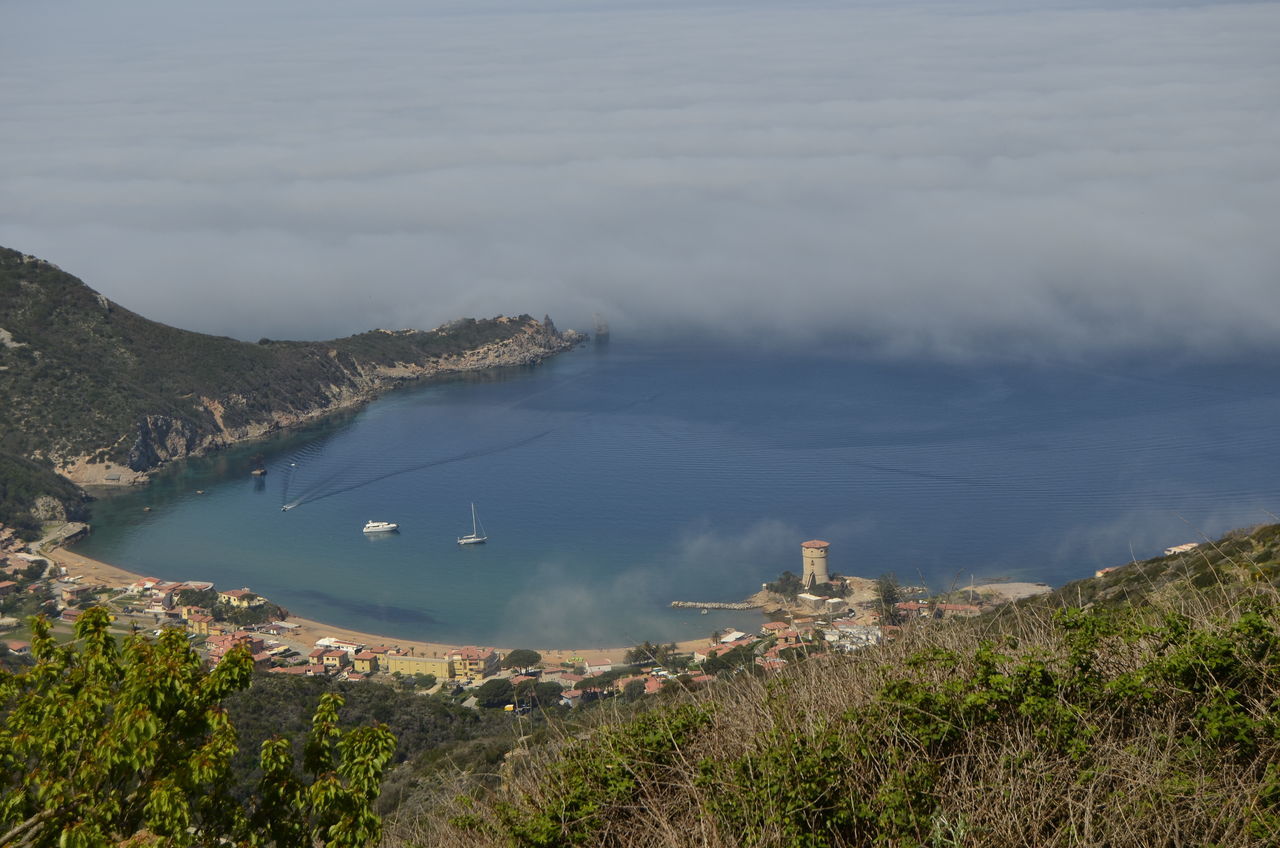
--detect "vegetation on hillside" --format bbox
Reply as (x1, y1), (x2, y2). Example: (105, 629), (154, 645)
(0, 451), (87, 540)
(0, 245), (576, 531)
(1036, 523), (1280, 610)
(172, 588), (287, 628)
(385, 526), (1280, 847)
(7, 527), (1280, 846)
(0, 247), (559, 467)
(0, 608), (395, 848)
(219, 674), (522, 814)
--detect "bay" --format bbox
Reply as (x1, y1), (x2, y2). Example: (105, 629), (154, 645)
(74, 341), (1280, 647)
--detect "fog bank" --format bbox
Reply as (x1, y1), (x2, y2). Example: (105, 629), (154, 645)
(2, 0), (1277, 359)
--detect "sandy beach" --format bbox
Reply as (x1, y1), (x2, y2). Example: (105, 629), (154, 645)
(38, 533), (708, 662)
(963, 581), (1053, 602)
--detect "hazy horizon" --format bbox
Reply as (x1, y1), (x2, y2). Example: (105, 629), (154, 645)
(3, 0), (1278, 360)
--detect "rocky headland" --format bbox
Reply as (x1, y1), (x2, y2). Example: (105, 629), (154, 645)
(57, 318), (583, 487)
(0, 245), (582, 533)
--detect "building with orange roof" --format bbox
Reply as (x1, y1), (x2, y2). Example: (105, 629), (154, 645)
(185, 612), (216, 636)
(320, 650), (349, 671)
(218, 588), (264, 608)
(449, 646), (499, 680)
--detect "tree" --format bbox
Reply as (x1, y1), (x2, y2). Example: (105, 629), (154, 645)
(625, 641), (657, 666)
(808, 581), (842, 599)
(500, 649), (542, 673)
(622, 679), (646, 702)
(0, 607), (396, 848)
(474, 678), (514, 708)
(531, 681), (563, 707)
(624, 641), (678, 667)
(219, 601), (288, 628)
(578, 674), (613, 691)
(877, 572), (903, 625)
(765, 570), (804, 600)
(702, 644), (754, 676)
(174, 587), (218, 609)
(512, 678), (563, 710)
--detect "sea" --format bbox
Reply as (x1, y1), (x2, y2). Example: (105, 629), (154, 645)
(74, 340), (1280, 648)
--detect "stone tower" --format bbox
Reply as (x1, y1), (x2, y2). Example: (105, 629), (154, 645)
(801, 539), (830, 589)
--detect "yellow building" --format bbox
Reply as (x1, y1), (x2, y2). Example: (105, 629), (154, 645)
(384, 653), (453, 679)
(217, 588), (265, 608)
(320, 650), (349, 671)
(449, 646), (499, 681)
(186, 613), (215, 636)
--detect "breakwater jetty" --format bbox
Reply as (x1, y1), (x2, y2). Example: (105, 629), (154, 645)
(670, 600), (763, 610)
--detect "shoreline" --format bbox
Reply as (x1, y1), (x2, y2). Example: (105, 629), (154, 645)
(38, 536), (708, 663)
(60, 327), (586, 489)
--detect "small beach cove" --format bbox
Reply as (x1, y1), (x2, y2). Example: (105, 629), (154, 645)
(38, 535), (710, 662)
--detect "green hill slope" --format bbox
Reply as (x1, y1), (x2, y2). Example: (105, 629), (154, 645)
(387, 524), (1280, 847)
(0, 246), (579, 474)
(0, 451), (88, 539)
(0, 246), (579, 529)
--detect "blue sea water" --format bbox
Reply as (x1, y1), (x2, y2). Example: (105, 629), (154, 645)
(75, 341), (1280, 647)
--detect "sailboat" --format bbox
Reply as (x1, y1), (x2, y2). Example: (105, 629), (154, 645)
(457, 502), (487, 545)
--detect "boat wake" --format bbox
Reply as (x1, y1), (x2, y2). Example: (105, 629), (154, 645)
(278, 428), (556, 511)
(273, 368), (660, 512)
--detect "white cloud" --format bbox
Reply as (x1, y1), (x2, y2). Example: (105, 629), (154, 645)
(2, 0), (1277, 357)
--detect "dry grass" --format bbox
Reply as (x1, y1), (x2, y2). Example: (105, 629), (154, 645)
(383, 561), (1280, 848)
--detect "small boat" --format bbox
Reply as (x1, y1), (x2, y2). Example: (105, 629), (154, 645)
(457, 503), (487, 545)
(363, 520), (399, 533)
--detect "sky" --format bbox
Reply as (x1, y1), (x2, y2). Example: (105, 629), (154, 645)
(2, 0), (1278, 358)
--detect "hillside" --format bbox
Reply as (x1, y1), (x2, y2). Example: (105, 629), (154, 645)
(0, 453), (88, 539)
(5, 525), (1279, 846)
(381, 524), (1280, 847)
(0, 246), (581, 532)
(1034, 524), (1280, 610)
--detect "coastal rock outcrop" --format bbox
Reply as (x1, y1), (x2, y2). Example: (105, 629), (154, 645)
(30, 495), (68, 523)
(128, 415), (210, 472)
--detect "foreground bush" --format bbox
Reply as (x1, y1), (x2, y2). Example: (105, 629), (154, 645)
(0, 608), (394, 848)
(397, 588), (1280, 847)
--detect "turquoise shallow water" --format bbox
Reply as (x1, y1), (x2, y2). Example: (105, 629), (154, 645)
(75, 342), (1280, 647)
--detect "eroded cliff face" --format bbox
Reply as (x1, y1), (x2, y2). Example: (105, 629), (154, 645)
(58, 321), (583, 486)
(128, 415), (209, 472)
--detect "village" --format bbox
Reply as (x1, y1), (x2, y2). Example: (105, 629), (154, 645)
(1, 526), (1053, 709)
